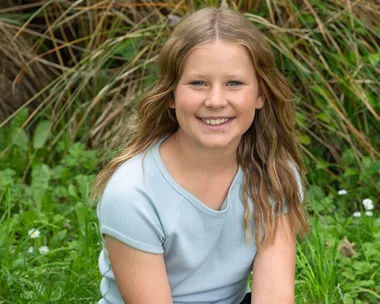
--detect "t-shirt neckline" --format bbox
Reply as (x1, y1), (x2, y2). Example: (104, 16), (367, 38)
(150, 135), (243, 217)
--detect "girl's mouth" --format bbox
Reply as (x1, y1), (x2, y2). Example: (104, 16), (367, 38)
(197, 117), (235, 127)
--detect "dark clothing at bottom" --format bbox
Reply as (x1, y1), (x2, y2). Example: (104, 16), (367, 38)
(239, 292), (251, 304)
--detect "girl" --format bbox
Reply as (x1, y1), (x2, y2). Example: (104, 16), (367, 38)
(91, 6), (309, 304)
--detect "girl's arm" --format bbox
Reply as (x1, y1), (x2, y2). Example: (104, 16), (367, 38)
(106, 235), (173, 304)
(251, 214), (297, 304)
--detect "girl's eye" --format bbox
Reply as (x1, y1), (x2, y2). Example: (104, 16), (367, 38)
(190, 81), (242, 86)
(190, 81), (205, 86)
(228, 81), (242, 86)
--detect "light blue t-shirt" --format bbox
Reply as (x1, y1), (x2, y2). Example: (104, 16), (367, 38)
(97, 135), (297, 304)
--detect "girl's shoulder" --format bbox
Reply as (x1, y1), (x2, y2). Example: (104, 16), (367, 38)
(102, 138), (167, 197)
(103, 150), (154, 195)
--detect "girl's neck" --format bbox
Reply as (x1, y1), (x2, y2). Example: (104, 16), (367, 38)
(163, 131), (239, 177)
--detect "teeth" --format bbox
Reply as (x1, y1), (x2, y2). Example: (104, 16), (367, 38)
(201, 118), (230, 125)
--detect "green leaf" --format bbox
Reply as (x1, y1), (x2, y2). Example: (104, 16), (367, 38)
(347, 51), (357, 65)
(75, 202), (87, 224)
(20, 210), (38, 227)
(68, 184), (79, 200)
(311, 85), (331, 100)
(344, 168), (358, 177)
(299, 135), (311, 145)
(11, 147), (28, 175)
(50, 229), (67, 247)
(52, 214), (65, 226)
(52, 186), (68, 200)
(368, 53), (380, 67)
(343, 294), (354, 304)
(74, 175), (93, 201)
(31, 164), (51, 209)
(9, 108), (28, 131)
(356, 280), (375, 288)
(352, 261), (371, 274)
(341, 149), (355, 166)
(0, 169), (16, 188)
(11, 128), (29, 151)
(316, 112), (330, 123)
(307, 185), (325, 201)
(32, 120), (50, 149)
(11, 258), (24, 271)
(362, 243), (379, 259)
(302, 14), (315, 26)
(316, 158), (329, 170)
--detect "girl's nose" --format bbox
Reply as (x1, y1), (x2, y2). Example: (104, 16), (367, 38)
(204, 86), (228, 108)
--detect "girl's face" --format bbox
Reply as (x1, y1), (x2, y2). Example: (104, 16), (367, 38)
(171, 40), (265, 151)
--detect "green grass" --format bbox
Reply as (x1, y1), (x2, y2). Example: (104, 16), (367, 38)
(0, 152), (101, 302)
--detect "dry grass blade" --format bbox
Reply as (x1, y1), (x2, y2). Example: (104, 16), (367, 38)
(0, 20), (55, 124)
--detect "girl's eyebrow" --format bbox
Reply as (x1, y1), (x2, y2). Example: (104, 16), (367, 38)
(187, 73), (244, 78)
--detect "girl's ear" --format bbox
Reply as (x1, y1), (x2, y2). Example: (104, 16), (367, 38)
(255, 77), (266, 109)
(169, 91), (175, 109)
(256, 93), (265, 109)
(255, 87), (266, 109)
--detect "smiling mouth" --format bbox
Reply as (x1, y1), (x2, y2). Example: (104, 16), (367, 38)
(197, 117), (235, 126)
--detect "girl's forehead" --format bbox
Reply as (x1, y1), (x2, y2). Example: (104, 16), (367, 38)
(181, 42), (254, 76)
(189, 40), (248, 55)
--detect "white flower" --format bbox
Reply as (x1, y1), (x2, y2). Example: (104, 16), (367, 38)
(27, 246), (34, 254)
(28, 229), (40, 239)
(38, 246), (49, 254)
(352, 211), (361, 217)
(338, 189), (348, 195)
(365, 211), (373, 217)
(362, 198), (374, 211)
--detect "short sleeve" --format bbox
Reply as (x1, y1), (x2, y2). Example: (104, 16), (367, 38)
(97, 174), (165, 254)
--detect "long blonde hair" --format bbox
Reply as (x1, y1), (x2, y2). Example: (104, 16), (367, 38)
(90, 6), (309, 249)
